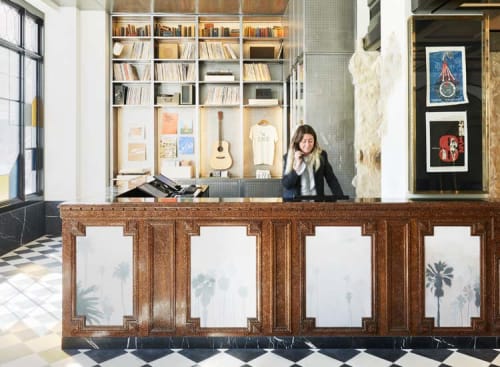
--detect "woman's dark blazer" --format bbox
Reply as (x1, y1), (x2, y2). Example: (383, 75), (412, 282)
(282, 150), (344, 199)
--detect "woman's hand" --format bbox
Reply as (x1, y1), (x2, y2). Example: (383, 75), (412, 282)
(293, 150), (303, 171)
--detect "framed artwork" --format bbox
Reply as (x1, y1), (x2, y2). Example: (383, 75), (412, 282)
(426, 46), (468, 107)
(180, 119), (193, 134)
(127, 142), (146, 161)
(178, 136), (194, 155)
(159, 136), (177, 159)
(409, 16), (486, 193)
(127, 124), (145, 140)
(159, 110), (178, 135)
(425, 111), (467, 173)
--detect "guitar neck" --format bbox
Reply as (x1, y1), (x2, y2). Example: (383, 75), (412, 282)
(218, 111), (223, 143)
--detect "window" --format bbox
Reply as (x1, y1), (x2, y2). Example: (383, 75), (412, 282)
(0, 0), (43, 205)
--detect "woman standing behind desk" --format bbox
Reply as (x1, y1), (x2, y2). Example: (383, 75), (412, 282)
(282, 124), (344, 200)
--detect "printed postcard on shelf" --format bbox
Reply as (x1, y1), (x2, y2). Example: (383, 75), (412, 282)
(426, 46), (468, 107)
(127, 123), (145, 140)
(178, 136), (195, 155)
(127, 142), (147, 162)
(159, 110), (178, 135)
(159, 136), (177, 159)
(180, 119), (193, 134)
(425, 111), (468, 173)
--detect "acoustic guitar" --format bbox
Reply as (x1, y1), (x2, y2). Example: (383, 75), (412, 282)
(210, 111), (233, 170)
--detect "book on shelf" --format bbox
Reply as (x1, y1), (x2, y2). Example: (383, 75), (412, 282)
(131, 41), (151, 59)
(205, 75), (235, 81)
(243, 25), (284, 38)
(205, 71), (235, 81)
(224, 43), (238, 59)
(276, 41), (284, 59)
(113, 23), (151, 37)
(180, 41), (196, 59)
(158, 43), (178, 59)
(199, 24), (233, 38)
(243, 63), (271, 81)
(113, 41), (150, 60)
(205, 86), (240, 105)
(199, 41), (239, 60)
(155, 24), (195, 37)
(154, 63), (195, 81)
(125, 85), (150, 105)
(249, 46), (275, 59)
(248, 98), (279, 106)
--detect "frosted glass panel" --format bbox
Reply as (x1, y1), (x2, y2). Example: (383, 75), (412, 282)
(76, 226), (133, 326)
(306, 226), (371, 327)
(425, 226), (480, 327)
(191, 226), (257, 327)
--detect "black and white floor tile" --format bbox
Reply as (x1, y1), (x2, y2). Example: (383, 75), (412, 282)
(1, 236), (500, 366)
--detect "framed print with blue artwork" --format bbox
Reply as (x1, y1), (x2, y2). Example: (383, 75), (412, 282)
(426, 46), (468, 107)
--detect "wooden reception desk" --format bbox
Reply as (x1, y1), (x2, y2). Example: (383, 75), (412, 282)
(60, 198), (500, 348)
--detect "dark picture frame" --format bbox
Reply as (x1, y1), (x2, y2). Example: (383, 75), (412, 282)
(409, 15), (487, 194)
(425, 111), (468, 173)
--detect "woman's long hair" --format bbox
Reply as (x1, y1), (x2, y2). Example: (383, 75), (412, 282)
(284, 124), (322, 174)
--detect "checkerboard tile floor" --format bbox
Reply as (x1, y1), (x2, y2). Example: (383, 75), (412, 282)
(1, 235), (500, 366)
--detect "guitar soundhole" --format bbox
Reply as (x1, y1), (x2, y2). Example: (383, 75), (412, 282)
(217, 146), (223, 152)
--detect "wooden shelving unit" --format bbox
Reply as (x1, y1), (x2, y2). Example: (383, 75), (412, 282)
(110, 14), (287, 184)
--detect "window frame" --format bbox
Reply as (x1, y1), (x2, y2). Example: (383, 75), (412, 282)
(0, 0), (44, 211)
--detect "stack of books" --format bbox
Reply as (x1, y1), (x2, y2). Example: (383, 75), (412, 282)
(248, 99), (279, 106)
(205, 71), (235, 82)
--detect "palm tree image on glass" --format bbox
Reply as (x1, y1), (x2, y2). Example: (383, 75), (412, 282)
(426, 261), (454, 327)
(424, 226), (481, 327)
(76, 227), (134, 326)
(76, 283), (104, 325)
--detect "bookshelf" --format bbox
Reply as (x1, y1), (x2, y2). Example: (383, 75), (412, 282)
(111, 14), (286, 184)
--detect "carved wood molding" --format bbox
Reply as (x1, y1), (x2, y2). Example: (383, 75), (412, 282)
(70, 315), (139, 335)
(65, 221), (140, 336)
(415, 220), (489, 334)
(297, 220), (378, 335)
(182, 220), (263, 335)
(61, 201), (500, 338)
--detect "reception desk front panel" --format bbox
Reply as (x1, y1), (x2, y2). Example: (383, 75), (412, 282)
(60, 199), (499, 343)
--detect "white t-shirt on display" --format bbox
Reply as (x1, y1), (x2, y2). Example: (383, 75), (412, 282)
(249, 124), (278, 165)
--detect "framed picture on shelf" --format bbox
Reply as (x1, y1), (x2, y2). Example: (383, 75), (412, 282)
(425, 111), (467, 173)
